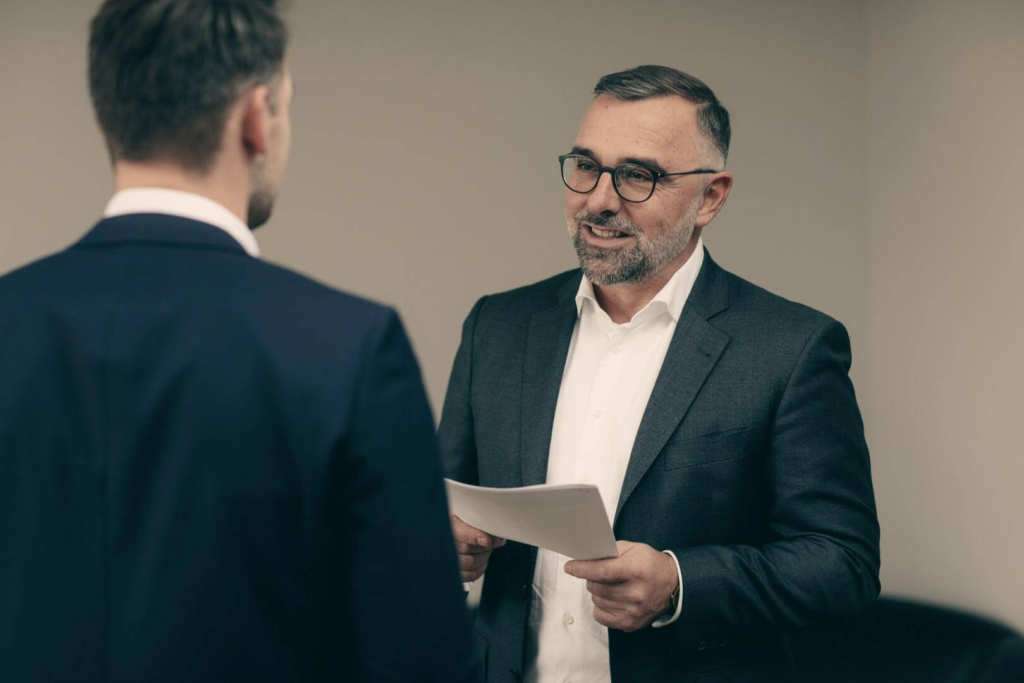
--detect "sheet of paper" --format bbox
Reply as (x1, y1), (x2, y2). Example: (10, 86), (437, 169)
(445, 479), (619, 560)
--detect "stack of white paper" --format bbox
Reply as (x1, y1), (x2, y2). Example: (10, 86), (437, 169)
(445, 479), (619, 560)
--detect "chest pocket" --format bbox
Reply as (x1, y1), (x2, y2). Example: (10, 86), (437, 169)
(662, 426), (753, 470)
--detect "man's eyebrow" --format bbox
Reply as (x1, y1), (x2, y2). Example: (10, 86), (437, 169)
(622, 156), (667, 174)
(569, 146), (668, 174)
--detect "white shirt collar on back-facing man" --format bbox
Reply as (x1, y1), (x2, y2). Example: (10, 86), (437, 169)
(103, 187), (261, 258)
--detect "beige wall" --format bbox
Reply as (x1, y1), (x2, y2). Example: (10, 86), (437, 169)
(864, 0), (1024, 630)
(0, 0), (869, 407)
(1, 0), (1019, 630)
(269, 0), (870, 410)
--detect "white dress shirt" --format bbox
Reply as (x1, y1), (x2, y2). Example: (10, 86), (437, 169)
(103, 187), (261, 258)
(524, 239), (704, 683)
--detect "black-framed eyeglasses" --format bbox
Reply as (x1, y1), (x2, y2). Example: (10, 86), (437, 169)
(558, 153), (719, 203)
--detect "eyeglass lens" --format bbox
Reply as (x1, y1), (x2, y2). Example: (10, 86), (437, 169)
(560, 156), (655, 202)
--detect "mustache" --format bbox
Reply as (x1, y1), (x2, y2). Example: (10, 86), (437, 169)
(574, 212), (640, 236)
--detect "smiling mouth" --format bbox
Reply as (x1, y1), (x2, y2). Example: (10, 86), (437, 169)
(586, 224), (631, 239)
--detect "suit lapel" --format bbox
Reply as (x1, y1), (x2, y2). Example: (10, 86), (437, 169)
(615, 251), (731, 522)
(520, 275), (581, 487)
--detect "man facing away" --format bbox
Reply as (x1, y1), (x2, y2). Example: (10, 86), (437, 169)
(441, 65), (880, 682)
(0, 1), (479, 681)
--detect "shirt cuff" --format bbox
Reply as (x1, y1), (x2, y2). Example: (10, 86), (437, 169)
(651, 549), (683, 628)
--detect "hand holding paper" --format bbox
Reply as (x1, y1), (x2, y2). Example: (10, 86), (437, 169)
(449, 513), (505, 582)
(444, 479), (619, 561)
(565, 540), (679, 632)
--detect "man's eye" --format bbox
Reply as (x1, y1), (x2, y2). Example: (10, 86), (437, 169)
(624, 167), (653, 182)
(576, 161), (596, 171)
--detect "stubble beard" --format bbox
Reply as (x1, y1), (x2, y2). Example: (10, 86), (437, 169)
(247, 156), (277, 230)
(569, 198), (701, 286)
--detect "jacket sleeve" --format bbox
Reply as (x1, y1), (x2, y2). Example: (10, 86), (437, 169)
(669, 319), (881, 644)
(438, 296), (488, 485)
(344, 308), (482, 683)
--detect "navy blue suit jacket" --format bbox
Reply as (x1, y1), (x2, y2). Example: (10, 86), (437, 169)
(0, 214), (480, 682)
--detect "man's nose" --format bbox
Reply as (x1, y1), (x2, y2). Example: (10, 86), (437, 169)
(585, 171), (622, 217)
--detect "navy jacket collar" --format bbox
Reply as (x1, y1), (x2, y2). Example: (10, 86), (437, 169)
(74, 214), (250, 256)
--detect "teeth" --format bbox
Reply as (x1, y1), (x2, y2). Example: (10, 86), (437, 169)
(592, 226), (624, 238)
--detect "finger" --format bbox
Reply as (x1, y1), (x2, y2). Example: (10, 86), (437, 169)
(461, 567), (485, 582)
(593, 605), (642, 632)
(449, 514), (480, 539)
(592, 605), (623, 630)
(450, 515), (495, 546)
(564, 558), (629, 583)
(586, 579), (635, 601)
(454, 518), (505, 548)
(475, 534), (498, 549)
(591, 595), (622, 612)
(455, 541), (493, 555)
(458, 551), (490, 572)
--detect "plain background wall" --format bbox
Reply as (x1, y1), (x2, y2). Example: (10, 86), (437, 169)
(0, 0), (1019, 630)
(864, 0), (1024, 631)
(0, 0), (869, 404)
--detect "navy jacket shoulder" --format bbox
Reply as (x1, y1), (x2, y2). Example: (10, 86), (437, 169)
(0, 214), (481, 683)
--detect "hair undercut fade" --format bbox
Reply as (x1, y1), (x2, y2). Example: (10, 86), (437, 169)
(594, 65), (731, 168)
(88, 0), (288, 172)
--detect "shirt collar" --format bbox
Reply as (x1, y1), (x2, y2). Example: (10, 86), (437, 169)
(102, 187), (260, 258)
(574, 236), (705, 327)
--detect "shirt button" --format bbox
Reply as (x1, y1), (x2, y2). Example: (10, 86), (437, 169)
(581, 475), (592, 483)
(612, 345), (622, 354)
(594, 409), (604, 419)
(562, 612), (574, 625)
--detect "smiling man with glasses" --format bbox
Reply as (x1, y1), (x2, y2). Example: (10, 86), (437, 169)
(440, 65), (880, 683)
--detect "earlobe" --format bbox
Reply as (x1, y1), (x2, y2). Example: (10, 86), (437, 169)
(695, 174), (733, 228)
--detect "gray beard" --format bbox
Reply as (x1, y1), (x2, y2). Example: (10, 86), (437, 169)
(570, 202), (699, 286)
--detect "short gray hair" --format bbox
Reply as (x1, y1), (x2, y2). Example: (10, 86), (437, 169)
(594, 65), (730, 168)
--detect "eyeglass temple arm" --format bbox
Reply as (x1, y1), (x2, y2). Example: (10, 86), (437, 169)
(658, 169), (720, 178)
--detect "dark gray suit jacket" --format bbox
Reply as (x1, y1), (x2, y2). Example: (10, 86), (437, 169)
(439, 249), (880, 683)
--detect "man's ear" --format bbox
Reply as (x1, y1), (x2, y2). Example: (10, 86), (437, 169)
(695, 172), (734, 229)
(240, 84), (272, 158)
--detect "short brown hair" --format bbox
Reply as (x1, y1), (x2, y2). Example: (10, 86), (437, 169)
(88, 0), (288, 172)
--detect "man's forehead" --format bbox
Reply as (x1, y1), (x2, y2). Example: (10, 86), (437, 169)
(574, 94), (700, 165)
